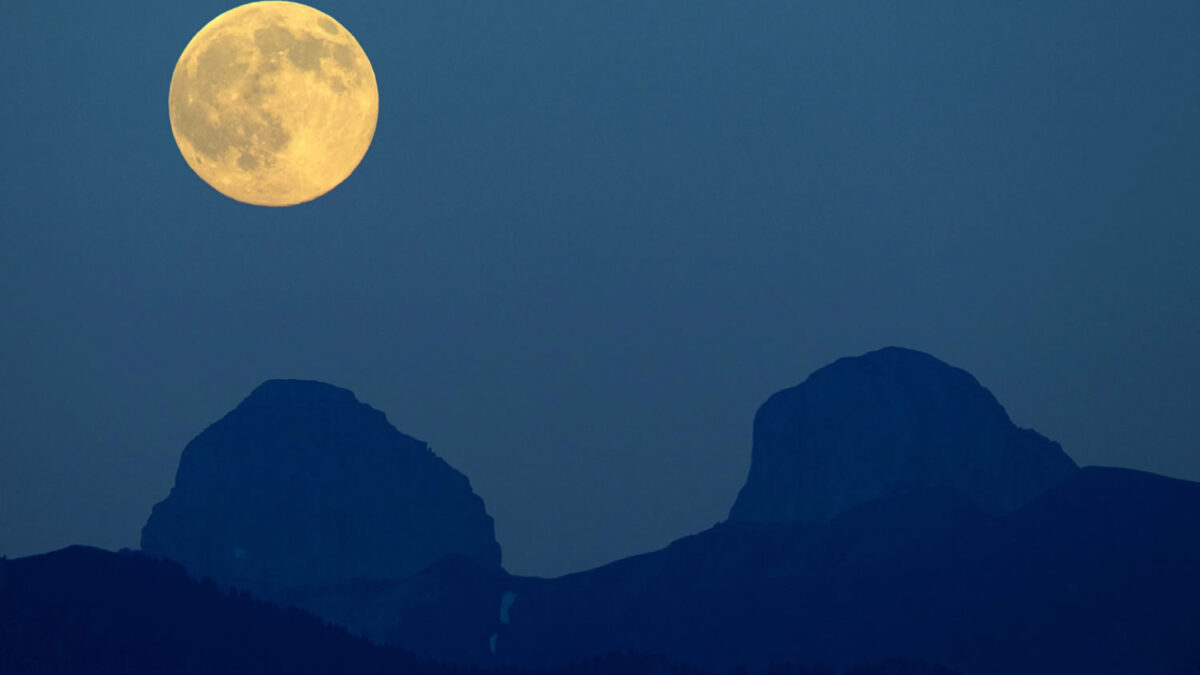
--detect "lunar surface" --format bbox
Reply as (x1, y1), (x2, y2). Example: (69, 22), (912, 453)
(168, 2), (378, 206)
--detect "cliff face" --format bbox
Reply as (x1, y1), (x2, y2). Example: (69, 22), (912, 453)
(729, 347), (1077, 524)
(141, 379), (500, 594)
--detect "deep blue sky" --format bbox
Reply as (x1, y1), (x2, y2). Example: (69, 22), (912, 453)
(1, 1), (1198, 577)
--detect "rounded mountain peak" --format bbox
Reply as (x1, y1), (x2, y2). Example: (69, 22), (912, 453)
(242, 379), (362, 406)
(142, 380), (501, 594)
(728, 347), (1078, 524)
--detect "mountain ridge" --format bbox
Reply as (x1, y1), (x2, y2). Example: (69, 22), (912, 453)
(122, 349), (1200, 673)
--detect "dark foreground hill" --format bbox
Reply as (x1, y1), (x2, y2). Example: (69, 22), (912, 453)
(292, 466), (1200, 674)
(501, 466), (1200, 673)
(0, 546), (422, 675)
(0, 546), (954, 675)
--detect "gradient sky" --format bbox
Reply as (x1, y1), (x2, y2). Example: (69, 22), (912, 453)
(2, 0), (1198, 577)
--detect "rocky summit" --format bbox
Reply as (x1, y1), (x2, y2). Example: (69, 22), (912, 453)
(141, 379), (501, 594)
(729, 347), (1078, 524)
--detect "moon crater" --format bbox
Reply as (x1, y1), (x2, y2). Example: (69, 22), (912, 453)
(169, 2), (378, 206)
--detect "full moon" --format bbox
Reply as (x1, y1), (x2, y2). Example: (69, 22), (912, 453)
(169, 2), (378, 206)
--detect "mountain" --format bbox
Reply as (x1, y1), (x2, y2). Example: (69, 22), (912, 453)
(141, 379), (501, 597)
(253, 467), (1200, 674)
(729, 347), (1078, 523)
(484, 467), (1200, 674)
(0, 546), (424, 675)
(127, 352), (1200, 673)
(0, 546), (954, 675)
(284, 349), (1197, 674)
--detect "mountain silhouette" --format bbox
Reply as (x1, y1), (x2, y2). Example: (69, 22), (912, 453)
(122, 349), (1200, 673)
(0, 545), (424, 675)
(141, 379), (501, 598)
(289, 467), (1199, 673)
(730, 347), (1077, 523)
(0, 546), (957, 674)
(483, 466), (1200, 673)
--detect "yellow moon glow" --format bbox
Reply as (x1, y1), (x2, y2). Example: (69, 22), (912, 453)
(169, 2), (378, 206)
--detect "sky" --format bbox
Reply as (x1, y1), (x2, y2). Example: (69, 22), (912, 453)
(1, 0), (1198, 578)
